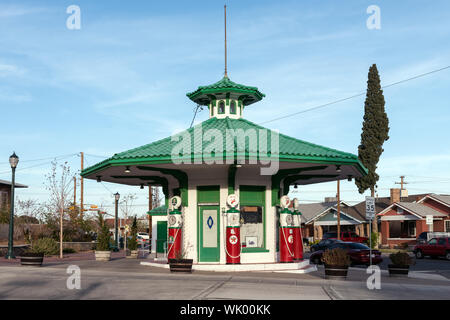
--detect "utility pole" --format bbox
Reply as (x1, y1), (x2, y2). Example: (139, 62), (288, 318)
(80, 152), (84, 218)
(395, 175), (408, 195)
(148, 185), (152, 237)
(337, 180), (341, 240)
(60, 183), (64, 259)
(73, 176), (76, 207)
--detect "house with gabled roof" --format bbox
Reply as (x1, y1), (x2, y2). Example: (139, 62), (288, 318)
(377, 193), (450, 248)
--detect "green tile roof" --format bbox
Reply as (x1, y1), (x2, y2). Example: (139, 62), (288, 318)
(147, 205), (167, 216)
(81, 117), (367, 177)
(186, 76), (265, 106)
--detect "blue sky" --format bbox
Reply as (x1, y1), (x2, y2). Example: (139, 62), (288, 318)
(1, 0), (449, 216)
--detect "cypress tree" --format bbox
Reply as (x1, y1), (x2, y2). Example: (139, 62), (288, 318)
(355, 64), (389, 242)
(355, 64), (389, 197)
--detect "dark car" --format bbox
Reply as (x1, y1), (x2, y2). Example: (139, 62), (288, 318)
(310, 239), (339, 252)
(417, 232), (430, 244)
(414, 237), (450, 260)
(309, 241), (383, 266)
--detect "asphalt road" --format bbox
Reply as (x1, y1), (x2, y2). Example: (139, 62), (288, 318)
(306, 252), (450, 279)
(0, 257), (449, 300)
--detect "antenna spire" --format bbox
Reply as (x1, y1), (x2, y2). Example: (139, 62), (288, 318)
(224, 4), (228, 77)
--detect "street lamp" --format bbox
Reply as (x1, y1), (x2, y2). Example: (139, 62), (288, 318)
(113, 192), (120, 252)
(6, 152), (19, 259)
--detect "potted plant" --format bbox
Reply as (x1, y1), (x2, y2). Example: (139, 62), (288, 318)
(321, 247), (351, 280)
(95, 213), (111, 261)
(388, 251), (414, 277)
(127, 216), (139, 259)
(20, 237), (59, 266)
(169, 243), (193, 273)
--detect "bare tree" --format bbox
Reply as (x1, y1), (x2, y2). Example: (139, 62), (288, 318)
(119, 193), (137, 252)
(16, 198), (45, 223)
(44, 161), (74, 258)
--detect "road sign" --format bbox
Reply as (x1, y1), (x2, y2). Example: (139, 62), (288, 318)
(426, 215), (433, 225)
(365, 196), (375, 220)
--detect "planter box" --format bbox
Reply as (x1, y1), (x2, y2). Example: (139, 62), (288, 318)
(169, 259), (193, 273)
(95, 251), (111, 261)
(20, 253), (44, 267)
(324, 264), (348, 280)
(388, 264), (409, 277)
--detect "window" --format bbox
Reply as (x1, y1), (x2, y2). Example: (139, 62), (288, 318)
(240, 206), (263, 248)
(0, 191), (8, 209)
(438, 238), (446, 245)
(218, 101), (225, 114)
(446, 221), (450, 232)
(230, 101), (236, 114)
(428, 238), (437, 245)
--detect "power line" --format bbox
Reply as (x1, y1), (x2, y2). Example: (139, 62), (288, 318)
(259, 65), (450, 125)
(0, 154), (78, 175)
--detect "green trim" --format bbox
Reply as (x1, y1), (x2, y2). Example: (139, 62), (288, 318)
(230, 100), (237, 114)
(228, 165), (237, 195)
(197, 185), (220, 203)
(218, 101), (225, 114)
(242, 248), (270, 253)
(197, 202), (221, 262)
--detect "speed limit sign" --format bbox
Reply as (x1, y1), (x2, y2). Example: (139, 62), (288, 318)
(365, 196), (375, 220)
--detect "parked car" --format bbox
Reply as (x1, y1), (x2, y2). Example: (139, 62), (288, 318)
(323, 231), (368, 244)
(137, 232), (150, 240)
(137, 235), (150, 247)
(413, 237), (450, 260)
(310, 239), (339, 252)
(309, 241), (383, 266)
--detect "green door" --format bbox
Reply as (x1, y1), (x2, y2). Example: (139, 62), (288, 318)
(156, 221), (167, 253)
(198, 206), (220, 262)
(197, 186), (220, 262)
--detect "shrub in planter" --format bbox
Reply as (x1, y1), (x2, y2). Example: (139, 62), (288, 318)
(321, 248), (351, 279)
(95, 213), (111, 261)
(30, 238), (59, 256)
(169, 244), (193, 273)
(127, 216), (138, 259)
(388, 251), (414, 277)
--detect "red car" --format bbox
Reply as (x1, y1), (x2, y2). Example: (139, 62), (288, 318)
(309, 241), (383, 266)
(323, 231), (368, 244)
(413, 237), (450, 260)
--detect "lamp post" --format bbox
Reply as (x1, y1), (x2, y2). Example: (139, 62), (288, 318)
(6, 152), (19, 259)
(114, 192), (120, 252)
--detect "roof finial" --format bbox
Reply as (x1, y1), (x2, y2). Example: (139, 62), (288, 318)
(224, 4), (228, 78)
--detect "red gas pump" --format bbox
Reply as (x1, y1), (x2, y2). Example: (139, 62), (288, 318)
(279, 196), (294, 263)
(225, 194), (241, 264)
(167, 196), (182, 260)
(292, 198), (304, 260)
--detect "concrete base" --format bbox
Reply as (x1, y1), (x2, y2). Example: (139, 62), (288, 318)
(140, 259), (316, 273)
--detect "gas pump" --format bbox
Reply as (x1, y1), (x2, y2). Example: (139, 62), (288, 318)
(279, 195), (294, 263)
(225, 194), (241, 264)
(292, 198), (304, 260)
(167, 196), (182, 260)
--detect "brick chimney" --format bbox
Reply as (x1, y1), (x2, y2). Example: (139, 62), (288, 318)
(390, 188), (401, 204)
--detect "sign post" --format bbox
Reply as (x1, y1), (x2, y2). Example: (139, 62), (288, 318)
(426, 215), (433, 234)
(365, 196), (375, 266)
